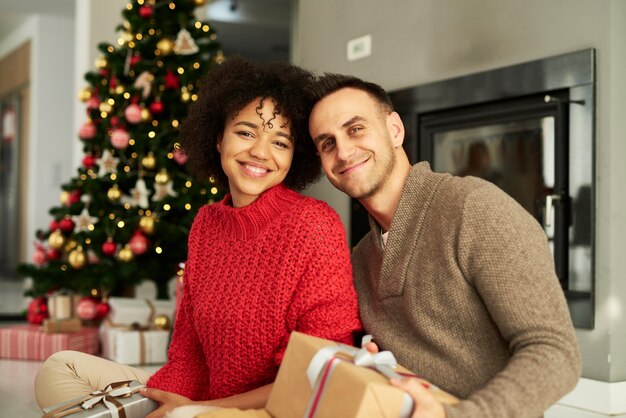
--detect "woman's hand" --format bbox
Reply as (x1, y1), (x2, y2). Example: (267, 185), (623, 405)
(391, 378), (446, 418)
(141, 387), (193, 418)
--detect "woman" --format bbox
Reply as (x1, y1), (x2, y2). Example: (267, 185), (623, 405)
(35, 57), (362, 417)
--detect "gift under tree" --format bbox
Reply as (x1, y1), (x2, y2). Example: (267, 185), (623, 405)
(18, 0), (227, 311)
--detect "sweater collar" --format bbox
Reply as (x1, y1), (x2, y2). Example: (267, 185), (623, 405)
(215, 184), (297, 240)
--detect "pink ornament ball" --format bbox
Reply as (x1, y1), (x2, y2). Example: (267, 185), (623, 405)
(125, 104), (143, 124)
(79, 121), (96, 140)
(129, 231), (150, 255)
(87, 97), (101, 110)
(173, 148), (188, 165)
(32, 248), (48, 266)
(110, 128), (130, 149)
(76, 297), (98, 321)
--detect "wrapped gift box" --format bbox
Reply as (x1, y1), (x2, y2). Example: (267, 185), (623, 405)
(0, 324), (99, 361)
(43, 318), (82, 334)
(42, 380), (157, 418)
(100, 326), (169, 365)
(107, 297), (175, 327)
(265, 332), (458, 418)
(197, 409), (272, 418)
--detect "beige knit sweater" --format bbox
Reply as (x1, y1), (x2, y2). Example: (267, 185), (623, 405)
(351, 162), (581, 418)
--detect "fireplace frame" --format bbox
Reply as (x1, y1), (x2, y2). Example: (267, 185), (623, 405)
(385, 49), (596, 329)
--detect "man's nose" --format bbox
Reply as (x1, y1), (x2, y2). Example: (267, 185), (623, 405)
(335, 138), (355, 161)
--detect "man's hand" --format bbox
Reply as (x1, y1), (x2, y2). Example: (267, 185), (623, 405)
(391, 377), (446, 418)
(141, 387), (193, 418)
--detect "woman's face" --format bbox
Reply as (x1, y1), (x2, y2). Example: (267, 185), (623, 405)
(218, 98), (294, 207)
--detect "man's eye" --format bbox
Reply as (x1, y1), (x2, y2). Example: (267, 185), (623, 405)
(349, 126), (362, 135)
(321, 139), (335, 152)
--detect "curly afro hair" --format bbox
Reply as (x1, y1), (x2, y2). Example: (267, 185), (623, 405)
(179, 56), (321, 191)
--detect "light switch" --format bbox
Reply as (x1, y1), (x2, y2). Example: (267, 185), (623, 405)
(347, 34), (372, 62)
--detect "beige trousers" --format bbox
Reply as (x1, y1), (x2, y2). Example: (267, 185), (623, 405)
(34, 350), (219, 418)
(34, 350), (153, 409)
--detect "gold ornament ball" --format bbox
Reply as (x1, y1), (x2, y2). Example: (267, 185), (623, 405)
(68, 248), (87, 269)
(141, 153), (157, 170)
(107, 185), (122, 201)
(155, 169), (170, 185)
(99, 102), (113, 113)
(153, 314), (171, 330)
(64, 239), (78, 253)
(118, 245), (134, 262)
(139, 216), (156, 235)
(95, 56), (108, 69)
(48, 230), (66, 250)
(157, 38), (174, 55)
(141, 108), (152, 122)
(78, 88), (92, 102)
(59, 190), (70, 205)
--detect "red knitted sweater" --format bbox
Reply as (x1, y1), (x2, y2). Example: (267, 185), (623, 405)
(147, 184), (362, 401)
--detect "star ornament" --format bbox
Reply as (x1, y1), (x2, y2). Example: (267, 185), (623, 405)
(152, 180), (179, 201)
(96, 149), (120, 176)
(72, 208), (99, 232)
(122, 179), (150, 208)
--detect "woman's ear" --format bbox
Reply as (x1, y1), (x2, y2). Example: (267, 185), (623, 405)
(216, 135), (223, 153)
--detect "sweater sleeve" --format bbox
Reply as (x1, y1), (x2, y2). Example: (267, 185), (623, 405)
(447, 183), (581, 418)
(146, 217), (211, 400)
(277, 201), (362, 362)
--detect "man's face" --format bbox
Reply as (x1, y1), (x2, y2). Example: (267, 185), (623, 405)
(309, 88), (399, 200)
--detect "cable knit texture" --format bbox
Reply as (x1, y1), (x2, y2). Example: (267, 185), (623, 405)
(351, 162), (581, 418)
(147, 184), (362, 401)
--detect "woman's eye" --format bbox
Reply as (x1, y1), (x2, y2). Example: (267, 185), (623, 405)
(273, 141), (290, 149)
(237, 131), (253, 138)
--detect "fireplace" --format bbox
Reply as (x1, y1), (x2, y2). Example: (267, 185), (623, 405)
(352, 49), (596, 328)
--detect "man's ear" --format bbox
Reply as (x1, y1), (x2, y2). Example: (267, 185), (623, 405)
(387, 112), (405, 148)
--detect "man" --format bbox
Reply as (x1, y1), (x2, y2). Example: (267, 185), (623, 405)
(307, 74), (581, 418)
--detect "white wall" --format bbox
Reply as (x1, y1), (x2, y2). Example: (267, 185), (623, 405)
(0, 15), (75, 263)
(295, 0), (626, 386)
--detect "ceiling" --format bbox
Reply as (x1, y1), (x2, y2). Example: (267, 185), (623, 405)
(0, 0), (291, 62)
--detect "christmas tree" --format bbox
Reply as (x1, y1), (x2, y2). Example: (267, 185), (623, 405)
(18, 0), (226, 300)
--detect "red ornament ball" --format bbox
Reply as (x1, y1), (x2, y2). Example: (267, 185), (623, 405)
(130, 54), (141, 67)
(49, 219), (60, 232)
(110, 128), (130, 150)
(27, 296), (49, 325)
(149, 100), (164, 116)
(95, 301), (111, 320)
(47, 248), (62, 261)
(79, 121), (96, 140)
(129, 231), (150, 255)
(139, 5), (154, 19)
(102, 238), (117, 257)
(76, 297), (98, 321)
(82, 154), (96, 169)
(69, 190), (82, 205)
(59, 218), (75, 233)
(125, 104), (143, 124)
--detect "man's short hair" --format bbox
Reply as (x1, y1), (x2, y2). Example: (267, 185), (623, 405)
(308, 73), (394, 114)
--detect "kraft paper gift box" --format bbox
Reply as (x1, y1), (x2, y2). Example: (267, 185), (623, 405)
(107, 297), (175, 327)
(0, 324), (99, 361)
(100, 326), (169, 365)
(48, 290), (81, 320)
(43, 317), (83, 334)
(265, 332), (459, 418)
(41, 380), (157, 418)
